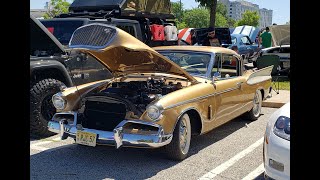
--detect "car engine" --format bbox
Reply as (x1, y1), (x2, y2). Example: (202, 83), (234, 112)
(77, 77), (184, 131)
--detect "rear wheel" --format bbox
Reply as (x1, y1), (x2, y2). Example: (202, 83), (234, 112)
(164, 113), (191, 161)
(245, 90), (262, 121)
(30, 79), (66, 137)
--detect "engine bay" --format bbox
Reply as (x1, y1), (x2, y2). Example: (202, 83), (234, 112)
(77, 76), (187, 131)
(103, 78), (182, 103)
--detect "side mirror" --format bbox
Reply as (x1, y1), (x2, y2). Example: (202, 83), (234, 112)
(212, 76), (215, 84)
(212, 71), (221, 84)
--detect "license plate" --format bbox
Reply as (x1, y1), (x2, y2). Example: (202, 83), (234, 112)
(76, 131), (97, 147)
(283, 61), (290, 68)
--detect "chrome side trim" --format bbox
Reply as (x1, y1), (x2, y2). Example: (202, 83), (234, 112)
(215, 87), (239, 96)
(165, 93), (216, 110)
(164, 86), (239, 110)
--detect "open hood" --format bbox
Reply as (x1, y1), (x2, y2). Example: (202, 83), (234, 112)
(69, 23), (196, 82)
(232, 25), (260, 43)
(269, 25), (290, 46)
(30, 14), (65, 56)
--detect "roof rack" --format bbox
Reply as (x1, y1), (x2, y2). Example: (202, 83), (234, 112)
(57, 10), (174, 20)
(57, 0), (175, 20)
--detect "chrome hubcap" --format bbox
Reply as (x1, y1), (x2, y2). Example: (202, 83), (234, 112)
(179, 118), (188, 153)
(253, 92), (261, 116)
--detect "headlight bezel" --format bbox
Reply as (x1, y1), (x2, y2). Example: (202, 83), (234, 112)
(146, 105), (163, 121)
(52, 92), (66, 110)
(273, 116), (290, 141)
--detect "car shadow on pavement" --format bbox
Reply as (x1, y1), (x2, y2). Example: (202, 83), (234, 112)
(30, 116), (261, 180)
(188, 116), (258, 156)
(31, 142), (179, 179)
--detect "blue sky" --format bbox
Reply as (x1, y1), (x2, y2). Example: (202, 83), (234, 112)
(30, 0), (290, 24)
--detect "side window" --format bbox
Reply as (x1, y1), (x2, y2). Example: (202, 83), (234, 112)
(211, 53), (238, 79)
(116, 25), (136, 37)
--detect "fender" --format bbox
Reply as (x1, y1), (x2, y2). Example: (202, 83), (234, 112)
(30, 60), (73, 87)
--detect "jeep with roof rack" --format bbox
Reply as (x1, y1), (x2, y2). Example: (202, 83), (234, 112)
(31, 0), (179, 137)
(40, 0), (178, 47)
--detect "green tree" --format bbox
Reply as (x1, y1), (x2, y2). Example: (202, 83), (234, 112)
(235, 10), (260, 27)
(171, 2), (184, 21)
(183, 7), (210, 28)
(215, 13), (228, 27)
(176, 21), (187, 29)
(227, 18), (236, 27)
(44, 0), (71, 19)
(286, 20), (290, 25)
(195, 0), (218, 27)
(216, 2), (237, 27)
(216, 2), (227, 16)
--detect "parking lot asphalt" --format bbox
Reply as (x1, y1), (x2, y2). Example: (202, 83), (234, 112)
(30, 107), (277, 180)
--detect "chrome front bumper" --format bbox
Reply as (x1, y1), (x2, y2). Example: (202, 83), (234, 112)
(48, 112), (172, 148)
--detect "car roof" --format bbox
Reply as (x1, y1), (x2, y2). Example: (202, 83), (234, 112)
(154, 46), (239, 56)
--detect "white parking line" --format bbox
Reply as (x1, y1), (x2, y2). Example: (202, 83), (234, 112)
(30, 137), (61, 151)
(242, 163), (265, 180)
(198, 137), (264, 180)
(30, 145), (49, 151)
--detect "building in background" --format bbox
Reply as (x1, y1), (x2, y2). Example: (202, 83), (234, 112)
(220, 0), (273, 28)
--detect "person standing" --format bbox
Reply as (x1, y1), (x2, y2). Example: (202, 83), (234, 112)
(202, 27), (221, 47)
(259, 27), (273, 48)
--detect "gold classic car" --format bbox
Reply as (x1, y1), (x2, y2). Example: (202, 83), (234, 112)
(48, 23), (273, 160)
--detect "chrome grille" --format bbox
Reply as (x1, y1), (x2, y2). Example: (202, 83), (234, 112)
(69, 24), (117, 49)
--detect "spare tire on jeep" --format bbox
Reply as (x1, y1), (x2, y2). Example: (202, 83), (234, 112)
(30, 79), (66, 137)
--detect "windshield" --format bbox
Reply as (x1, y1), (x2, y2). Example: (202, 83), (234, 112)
(157, 51), (211, 77)
(41, 20), (85, 45)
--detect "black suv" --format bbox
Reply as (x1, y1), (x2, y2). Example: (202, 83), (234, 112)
(30, 15), (113, 137)
(30, 0), (179, 137)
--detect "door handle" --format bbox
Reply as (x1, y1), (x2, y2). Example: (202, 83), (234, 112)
(236, 82), (243, 89)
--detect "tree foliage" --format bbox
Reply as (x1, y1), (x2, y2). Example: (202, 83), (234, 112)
(215, 13), (228, 27)
(216, 2), (227, 16)
(44, 0), (71, 19)
(195, 0), (218, 27)
(171, 2), (184, 20)
(183, 8), (209, 28)
(236, 10), (260, 27)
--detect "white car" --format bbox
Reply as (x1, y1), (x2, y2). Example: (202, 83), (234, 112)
(263, 102), (290, 180)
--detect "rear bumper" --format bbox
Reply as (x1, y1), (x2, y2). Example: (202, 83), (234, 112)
(48, 112), (172, 148)
(263, 131), (290, 180)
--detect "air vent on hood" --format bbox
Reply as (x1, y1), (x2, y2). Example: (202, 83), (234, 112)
(69, 24), (117, 49)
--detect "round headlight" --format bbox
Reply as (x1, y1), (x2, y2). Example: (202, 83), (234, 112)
(52, 93), (66, 110)
(147, 105), (162, 121)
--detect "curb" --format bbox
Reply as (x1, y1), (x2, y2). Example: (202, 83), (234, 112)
(262, 101), (285, 108)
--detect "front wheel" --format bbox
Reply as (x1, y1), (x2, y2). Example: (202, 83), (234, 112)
(164, 113), (192, 161)
(30, 79), (66, 137)
(245, 90), (262, 121)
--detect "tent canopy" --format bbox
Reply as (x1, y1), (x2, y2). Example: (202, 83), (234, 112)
(269, 25), (290, 46)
